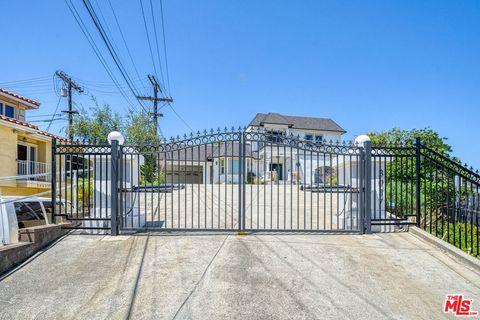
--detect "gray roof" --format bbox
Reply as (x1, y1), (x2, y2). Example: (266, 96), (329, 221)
(160, 143), (258, 162)
(249, 112), (346, 133)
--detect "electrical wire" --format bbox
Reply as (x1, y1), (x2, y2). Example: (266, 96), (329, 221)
(139, 0), (160, 88)
(149, 0), (166, 92)
(107, 0), (149, 96)
(168, 103), (193, 132)
(28, 113), (64, 118)
(0, 76), (51, 86)
(159, 0), (171, 94)
(65, 0), (138, 112)
(46, 95), (63, 132)
(81, 0), (150, 112)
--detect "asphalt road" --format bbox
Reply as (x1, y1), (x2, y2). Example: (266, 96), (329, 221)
(0, 232), (479, 319)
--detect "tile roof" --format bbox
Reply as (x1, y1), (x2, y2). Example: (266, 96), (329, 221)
(0, 114), (70, 142)
(0, 88), (40, 107)
(249, 112), (346, 133)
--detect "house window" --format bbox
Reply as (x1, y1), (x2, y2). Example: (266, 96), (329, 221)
(266, 130), (283, 143)
(0, 103), (3, 115)
(5, 105), (15, 118)
(17, 109), (25, 121)
(220, 159), (225, 174)
(305, 134), (314, 141)
(229, 159), (239, 174)
(315, 135), (323, 143)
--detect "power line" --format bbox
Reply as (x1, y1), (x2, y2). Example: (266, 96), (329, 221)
(29, 113), (63, 118)
(149, 0), (166, 91)
(31, 118), (68, 123)
(81, 0), (150, 112)
(46, 95), (63, 132)
(0, 76), (51, 86)
(139, 0), (161, 86)
(159, 0), (171, 93)
(65, 0), (139, 112)
(168, 103), (193, 132)
(107, 0), (149, 96)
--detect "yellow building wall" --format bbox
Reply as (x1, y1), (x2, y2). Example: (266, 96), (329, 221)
(0, 125), (18, 188)
(0, 125), (52, 196)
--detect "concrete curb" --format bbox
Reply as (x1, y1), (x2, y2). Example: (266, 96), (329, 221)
(409, 226), (480, 272)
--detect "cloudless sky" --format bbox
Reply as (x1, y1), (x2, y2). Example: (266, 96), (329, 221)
(1, 1), (480, 167)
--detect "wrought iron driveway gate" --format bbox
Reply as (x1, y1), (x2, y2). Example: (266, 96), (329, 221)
(54, 128), (453, 235)
(51, 129), (480, 256)
(114, 128), (366, 233)
(51, 128), (372, 234)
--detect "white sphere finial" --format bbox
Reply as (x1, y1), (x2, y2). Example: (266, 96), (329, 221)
(354, 134), (371, 146)
(108, 131), (125, 145)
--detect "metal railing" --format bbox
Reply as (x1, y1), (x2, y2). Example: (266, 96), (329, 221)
(50, 132), (480, 258)
(17, 160), (51, 182)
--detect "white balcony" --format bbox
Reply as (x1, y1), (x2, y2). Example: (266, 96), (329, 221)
(17, 160), (51, 182)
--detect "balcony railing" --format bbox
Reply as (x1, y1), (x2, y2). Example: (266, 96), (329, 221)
(17, 160), (51, 182)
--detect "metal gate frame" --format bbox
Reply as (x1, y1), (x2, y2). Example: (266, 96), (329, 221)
(110, 129), (371, 235)
(51, 130), (392, 235)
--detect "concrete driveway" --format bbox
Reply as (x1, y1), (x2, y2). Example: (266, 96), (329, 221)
(0, 232), (479, 320)
(137, 185), (351, 231)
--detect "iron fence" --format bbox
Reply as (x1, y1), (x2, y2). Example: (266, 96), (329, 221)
(418, 144), (480, 256)
(371, 144), (418, 229)
(51, 130), (480, 257)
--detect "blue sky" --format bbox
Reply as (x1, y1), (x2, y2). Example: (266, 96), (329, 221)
(1, 1), (480, 167)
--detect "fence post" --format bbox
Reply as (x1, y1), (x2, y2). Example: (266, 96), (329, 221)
(358, 147), (365, 234)
(238, 132), (245, 234)
(110, 139), (119, 236)
(415, 137), (421, 228)
(51, 138), (57, 224)
(241, 131), (246, 232)
(364, 140), (372, 234)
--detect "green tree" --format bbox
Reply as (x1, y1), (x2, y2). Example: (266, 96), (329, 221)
(367, 127), (452, 154)
(72, 100), (165, 184)
(125, 109), (158, 145)
(71, 99), (123, 143)
(367, 127), (454, 217)
(368, 128), (479, 258)
(125, 110), (162, 183)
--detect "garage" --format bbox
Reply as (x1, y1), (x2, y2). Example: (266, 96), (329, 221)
(165, 164), (203, 184)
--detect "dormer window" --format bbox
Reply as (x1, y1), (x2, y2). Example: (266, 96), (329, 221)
(305, 134), (314, 141)
(266, 130), (283, 143)
(5, 105), (15, 118)
(315, 135), (323, 143)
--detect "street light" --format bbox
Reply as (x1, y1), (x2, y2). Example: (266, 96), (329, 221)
(107, 131), (125, 146)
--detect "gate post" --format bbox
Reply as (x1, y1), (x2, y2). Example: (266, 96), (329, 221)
(364, 140), (372, 234)
(241, 131), (246, 232)
(415, 137), (421, 227)
(238, 131), (246, 234)
(110, 139), (119, 236)
(358, 146), (365, 234)
(51, 137), (57, 224)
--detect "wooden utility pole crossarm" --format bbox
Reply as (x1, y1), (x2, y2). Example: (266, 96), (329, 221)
(136, 96), (173, 102)
(137, 74), (173, 135)
(55, 70), (83, 140)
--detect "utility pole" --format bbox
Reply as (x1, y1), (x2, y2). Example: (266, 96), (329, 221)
(137, 75), (173, 135)
(55, 71), (83, 140)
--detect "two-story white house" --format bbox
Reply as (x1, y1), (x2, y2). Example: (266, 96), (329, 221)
(163, 113), (345, 185)
(245, 113), (346, 184)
